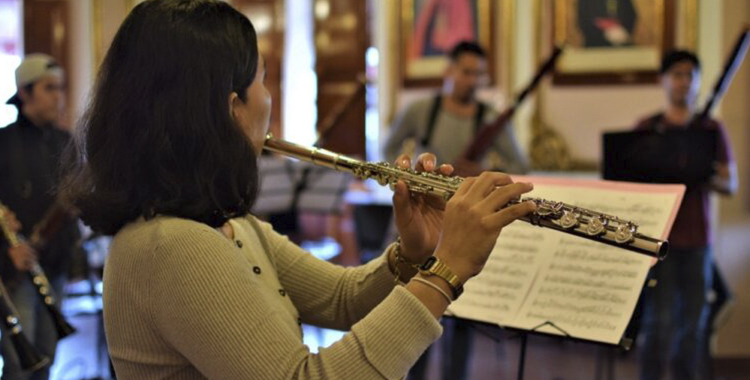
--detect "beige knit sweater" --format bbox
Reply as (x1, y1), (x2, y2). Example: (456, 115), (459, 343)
(103, 215), (442, 379)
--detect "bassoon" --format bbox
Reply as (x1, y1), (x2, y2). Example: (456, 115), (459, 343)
(459, 46), (564, 164)
(697, 27), (750, 120)
(692, 27), (749, 356)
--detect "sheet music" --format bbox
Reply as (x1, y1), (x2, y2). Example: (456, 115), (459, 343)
(253, 156), (297, 215)
(254, 156), (352, 215)
(448, 176), (685, 345)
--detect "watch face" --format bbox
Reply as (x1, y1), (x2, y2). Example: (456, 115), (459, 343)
(420, 256), (437, 271)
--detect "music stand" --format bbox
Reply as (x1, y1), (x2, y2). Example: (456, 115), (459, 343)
(448, 310), (640, 380)
(254, 156), (351, 216)
(443, 176), (684, 380)
(254, 155), (352, 248)
(602, 129), (717, 187)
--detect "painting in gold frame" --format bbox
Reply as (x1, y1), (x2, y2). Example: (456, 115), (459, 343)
(552, 0), (676, 85)
(400, 0), (495, 87)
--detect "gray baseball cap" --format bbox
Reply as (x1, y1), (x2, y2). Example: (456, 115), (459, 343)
(6, 53), (65, 105)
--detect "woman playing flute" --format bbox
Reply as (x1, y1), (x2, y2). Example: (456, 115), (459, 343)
(63, 1), (536, 379)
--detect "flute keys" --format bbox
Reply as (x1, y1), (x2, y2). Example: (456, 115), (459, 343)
(615, 223), (636, 244)
(6, 316), (22, 334)
(535, 200), (564, 218)
(560, 210), (580, 229)
(376, 175), (388, 186)
(586, 216), (607, 236)
(352, 167), (367, 180)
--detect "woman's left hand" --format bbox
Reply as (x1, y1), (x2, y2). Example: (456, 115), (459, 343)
(391, 153), (454, 265)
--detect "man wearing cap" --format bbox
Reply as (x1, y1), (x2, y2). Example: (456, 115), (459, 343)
(0, 53), (80, 380)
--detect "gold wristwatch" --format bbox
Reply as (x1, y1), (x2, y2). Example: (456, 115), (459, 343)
(418, 256), (463, 300)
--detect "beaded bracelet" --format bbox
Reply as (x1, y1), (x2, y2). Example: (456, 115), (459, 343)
(391, 237), (421, 285)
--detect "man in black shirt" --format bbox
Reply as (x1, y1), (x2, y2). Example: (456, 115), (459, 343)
(0, 54), (79, 380)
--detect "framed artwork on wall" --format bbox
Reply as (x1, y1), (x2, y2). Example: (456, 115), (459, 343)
(400, 0), (496, 87)
(552, 0), (676, 85)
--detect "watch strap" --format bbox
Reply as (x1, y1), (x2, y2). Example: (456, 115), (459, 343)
(418, 256), (463, 300)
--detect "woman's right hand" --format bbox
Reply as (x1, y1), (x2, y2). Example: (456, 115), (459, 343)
(433, 172), (535, 282)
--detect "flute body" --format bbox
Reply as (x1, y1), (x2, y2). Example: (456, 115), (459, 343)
(264, 135), (669, 259)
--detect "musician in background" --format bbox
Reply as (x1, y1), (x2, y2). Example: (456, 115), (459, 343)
(62, 1), (536, 379)
(0, 54), (80, 380)
(385, 41), (529, 178)
(385, 40), (528, 380)
(634, 50), (737, 380)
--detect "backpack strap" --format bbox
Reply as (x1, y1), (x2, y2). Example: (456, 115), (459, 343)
(421, 93), (443, 147)
(422, 95), (489, 147)
(474, 102), (487, 133)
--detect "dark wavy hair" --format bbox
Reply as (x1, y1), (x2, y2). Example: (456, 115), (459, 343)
(63, 0), (260, 235)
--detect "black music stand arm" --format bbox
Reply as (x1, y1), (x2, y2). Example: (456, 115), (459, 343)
(514, 321), (571, 380)
(517, 332), (528, 380)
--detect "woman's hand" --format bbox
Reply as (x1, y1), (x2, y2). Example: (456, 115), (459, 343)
(434, 172), (535, 282)
(391, 153), (453, 265)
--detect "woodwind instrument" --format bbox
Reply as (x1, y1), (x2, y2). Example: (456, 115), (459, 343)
(698, 27), (750, 120)
(0, 202), (77, 339)
(0, 278), (50, 372)
(695, 27), (749, 343)
(264, 135), (669, 259)
(459, 46), (564, 164)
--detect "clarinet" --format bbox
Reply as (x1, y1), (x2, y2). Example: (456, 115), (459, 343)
(264, 135), (669, 259)
(0, 280), (51, 372)
(0, 203), (77, 339)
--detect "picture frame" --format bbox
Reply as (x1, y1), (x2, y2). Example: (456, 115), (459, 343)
(552, 0), (676, 85)
(400, 0), (496, 88)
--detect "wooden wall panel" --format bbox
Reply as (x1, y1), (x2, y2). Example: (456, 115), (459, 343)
(23, 0), (68, 63)
(314, 0), (368, 156)
(23, 0), (71, 128)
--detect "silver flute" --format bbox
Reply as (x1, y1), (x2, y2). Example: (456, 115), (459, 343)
(264, 135), (669, 259)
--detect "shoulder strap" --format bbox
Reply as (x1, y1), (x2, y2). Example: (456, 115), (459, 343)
(421, 94), (443, 147)
(474, 102), (487, 133)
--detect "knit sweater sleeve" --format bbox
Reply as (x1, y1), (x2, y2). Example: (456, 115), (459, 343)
(252, 218), (399, 329)
(150, 220), (442, 380)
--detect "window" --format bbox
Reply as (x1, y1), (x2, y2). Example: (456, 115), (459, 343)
(0, 0), (21, 128)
